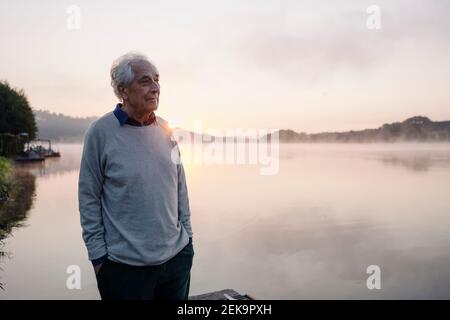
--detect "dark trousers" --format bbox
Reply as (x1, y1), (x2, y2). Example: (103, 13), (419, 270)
(96, 238), (194, 300)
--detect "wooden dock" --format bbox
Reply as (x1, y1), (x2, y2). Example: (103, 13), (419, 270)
(189, 289), (254, 300)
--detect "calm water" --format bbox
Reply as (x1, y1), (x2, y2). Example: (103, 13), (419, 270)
(1, 143), (450, 299)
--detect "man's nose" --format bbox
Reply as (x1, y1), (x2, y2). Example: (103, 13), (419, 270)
(150, 82), (160, 94)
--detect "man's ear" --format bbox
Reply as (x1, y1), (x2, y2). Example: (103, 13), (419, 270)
(119, 85), (128, 100)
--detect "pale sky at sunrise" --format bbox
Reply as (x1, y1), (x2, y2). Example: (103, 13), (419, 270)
(1, 0), (449, 133)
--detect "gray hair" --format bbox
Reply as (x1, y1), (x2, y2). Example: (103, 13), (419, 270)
(110, 52), (157, 100)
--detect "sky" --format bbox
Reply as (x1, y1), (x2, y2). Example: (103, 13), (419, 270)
(1, 0), (450, 133)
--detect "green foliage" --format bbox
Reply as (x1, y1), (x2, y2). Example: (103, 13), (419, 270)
(0, 133), (25, 156)
(0, 81), (37, 140)
(0, 157), (11, 182)
(0, 156), (12, 203)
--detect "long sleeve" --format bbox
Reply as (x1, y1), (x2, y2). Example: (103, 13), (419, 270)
(78, 124), (107, 261)
(177, 152), (193, 238)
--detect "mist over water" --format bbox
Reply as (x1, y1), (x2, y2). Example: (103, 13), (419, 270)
(1, 143), (449, 299)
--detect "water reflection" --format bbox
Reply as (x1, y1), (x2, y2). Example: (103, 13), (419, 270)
(212, 207), (450, 298)
(13, 144), (82, 178)
(0, 167), (36, 290)
(0, 144), (80, 290)
(370, 148), (450, 172)
(278, 143), (450, 172)
(378, 155), (433, 172)
(0, 143), (449, 298)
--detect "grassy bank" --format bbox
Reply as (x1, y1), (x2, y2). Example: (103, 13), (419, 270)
(0, 161), (36, 241)
(0, 157), (13, 203)
(0, 159), (36, 289)
(0, 157), (13, 290)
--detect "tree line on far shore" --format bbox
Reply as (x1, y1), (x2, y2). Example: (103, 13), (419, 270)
(2, 80), (450, 146)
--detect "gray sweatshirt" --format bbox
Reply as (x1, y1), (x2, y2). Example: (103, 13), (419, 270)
(78, 111), (193, 266)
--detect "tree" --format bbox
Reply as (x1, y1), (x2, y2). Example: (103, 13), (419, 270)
(0, 81), (37, 140)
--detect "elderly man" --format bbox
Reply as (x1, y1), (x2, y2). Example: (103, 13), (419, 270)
(78, 52), (194, 300)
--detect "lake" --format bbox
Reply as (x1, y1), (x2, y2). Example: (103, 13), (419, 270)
(1, 143), (450, 299)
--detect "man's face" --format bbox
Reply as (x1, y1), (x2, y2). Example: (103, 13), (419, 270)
(122, 60), (160, 113)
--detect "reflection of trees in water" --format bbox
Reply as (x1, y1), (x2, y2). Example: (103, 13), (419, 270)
(0, 145), (81, 289)
(0, 167), (36, 290)
(379, 155), (433, 172)
(371, 150), (450, 172)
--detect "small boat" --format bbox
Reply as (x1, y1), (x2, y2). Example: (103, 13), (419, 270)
(15, 150), (45, 162)
(30, 139), (61, 158)
(14, 138), (60, 162)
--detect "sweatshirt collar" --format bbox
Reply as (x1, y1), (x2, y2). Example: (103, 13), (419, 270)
(113, 103), (156, 126)
(113, 103), (129, 126)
